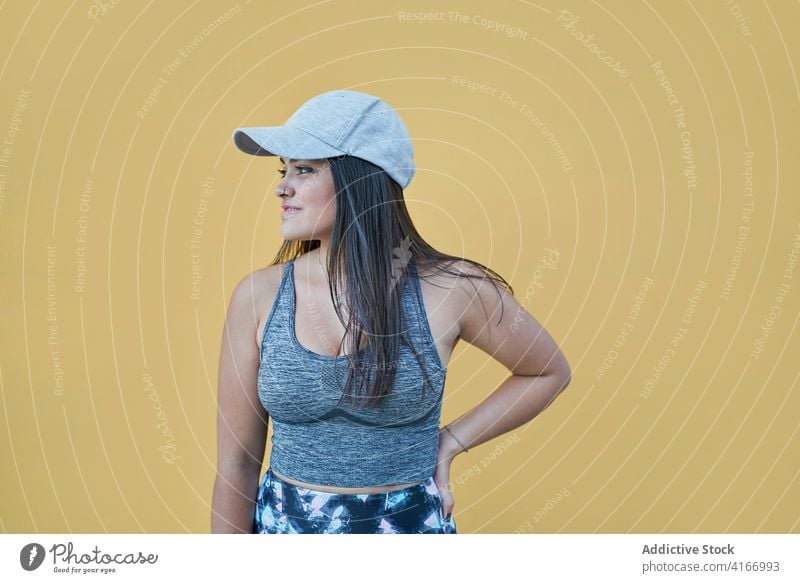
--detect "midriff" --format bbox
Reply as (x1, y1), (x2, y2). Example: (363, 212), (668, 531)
(270, 468), (424, 494)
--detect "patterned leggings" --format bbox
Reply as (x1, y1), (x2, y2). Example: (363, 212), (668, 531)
(254, 468), (458, 534)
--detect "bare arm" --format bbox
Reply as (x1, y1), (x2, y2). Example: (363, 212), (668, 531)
(211, 273), (269, 534)
(438, 263), (572, 461)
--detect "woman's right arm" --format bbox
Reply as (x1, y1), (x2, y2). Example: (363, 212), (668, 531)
(211, 273), (269, 534)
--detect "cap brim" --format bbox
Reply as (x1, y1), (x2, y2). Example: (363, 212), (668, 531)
(232, 125), (345, 160)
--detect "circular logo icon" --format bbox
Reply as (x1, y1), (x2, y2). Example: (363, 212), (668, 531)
(19, 543), (46, 571)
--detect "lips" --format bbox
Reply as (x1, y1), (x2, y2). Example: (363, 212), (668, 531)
(281, 207), (302, 218)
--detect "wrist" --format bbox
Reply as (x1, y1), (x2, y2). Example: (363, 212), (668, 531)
(438, 424), (468, 460)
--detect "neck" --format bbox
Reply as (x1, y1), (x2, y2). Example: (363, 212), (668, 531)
(309, 237), (330, 280)
(299, 238), (336, 290)
(316, 237), (330, 268)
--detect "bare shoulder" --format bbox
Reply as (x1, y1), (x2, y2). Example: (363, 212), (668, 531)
(249, 262), (286, 294)
(416, 258), (504, 301)
(416, 257), (508, 346)
(413, 257), (505, 339)
(412, 258), (472, 303)
(227, 263), (288, 349)
(414, 257), (481, 282)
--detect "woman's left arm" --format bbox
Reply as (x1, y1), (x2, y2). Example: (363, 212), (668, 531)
(434, 262), (572, 517)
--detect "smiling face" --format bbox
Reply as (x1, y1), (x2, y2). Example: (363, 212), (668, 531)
(275, 157), (337, 241)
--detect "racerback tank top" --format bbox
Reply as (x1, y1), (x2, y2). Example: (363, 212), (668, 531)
(257, 255), (449, 488)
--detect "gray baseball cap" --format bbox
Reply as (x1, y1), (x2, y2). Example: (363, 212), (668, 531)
(232, 89), (416, 189)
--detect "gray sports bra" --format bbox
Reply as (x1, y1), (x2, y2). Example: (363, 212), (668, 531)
(257, 255), (448, 487)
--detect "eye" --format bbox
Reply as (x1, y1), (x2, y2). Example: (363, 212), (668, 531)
(277, 166), (312, 177)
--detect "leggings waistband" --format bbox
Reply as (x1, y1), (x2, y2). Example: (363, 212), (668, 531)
(265, 468), (435, 499)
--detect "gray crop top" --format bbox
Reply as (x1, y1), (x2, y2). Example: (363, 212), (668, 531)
(257, 255), (448, 488)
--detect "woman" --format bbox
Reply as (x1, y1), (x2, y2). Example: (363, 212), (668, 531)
(211, 89), (572, 534)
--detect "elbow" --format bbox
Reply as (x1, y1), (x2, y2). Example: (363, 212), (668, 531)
(553, 357), (571, 393)
(551, 349), (571, 391)
(560, 369), (571, 391)
(545, 369), (571, 402)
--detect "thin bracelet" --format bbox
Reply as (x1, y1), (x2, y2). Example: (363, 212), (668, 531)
(443, 424), (469, 453)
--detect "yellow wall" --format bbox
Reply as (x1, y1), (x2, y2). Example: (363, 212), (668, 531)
(1, 0), (798, 533)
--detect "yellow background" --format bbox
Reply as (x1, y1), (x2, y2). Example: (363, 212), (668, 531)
(1, 0), (798, 533)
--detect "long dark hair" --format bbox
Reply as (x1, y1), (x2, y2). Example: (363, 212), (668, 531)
(269, 155), (513, 409)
